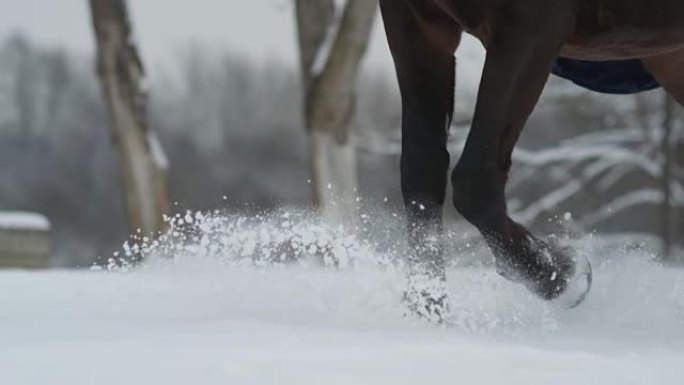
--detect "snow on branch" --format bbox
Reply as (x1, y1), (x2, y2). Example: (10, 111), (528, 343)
(560, 127), (646, 147)
(581, 189), (663, 226)
(357, 119), (680, 231)
(512, 180), (583, 225)
(512, 145), (661, 177)
(581, 182), (684, 227)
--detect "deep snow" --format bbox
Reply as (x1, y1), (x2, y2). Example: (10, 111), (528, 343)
(1, 212), (683, 384)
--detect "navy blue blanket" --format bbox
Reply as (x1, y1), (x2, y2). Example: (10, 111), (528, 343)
(551, 57), (660, 94)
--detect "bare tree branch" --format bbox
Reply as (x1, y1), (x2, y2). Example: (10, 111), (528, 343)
(295, 0), (335, 87)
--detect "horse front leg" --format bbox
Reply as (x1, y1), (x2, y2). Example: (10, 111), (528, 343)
(381, 0), (462, 321)
(452, 12), (591, 307)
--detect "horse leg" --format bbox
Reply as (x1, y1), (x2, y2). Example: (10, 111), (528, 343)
(380, 0), (461, 320)
(642, 48), (684, 106)
(452, 9), (588, 302)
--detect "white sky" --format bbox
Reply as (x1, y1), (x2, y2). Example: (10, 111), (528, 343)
(0, 0), (392, 68)
(0, 0), (484, 92)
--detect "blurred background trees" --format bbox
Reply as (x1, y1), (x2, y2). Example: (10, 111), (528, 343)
(0, 2), (681, 267)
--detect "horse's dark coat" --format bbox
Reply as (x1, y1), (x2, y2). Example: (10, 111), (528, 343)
(381, 0), (684, 316)
(552, 58), (661, 94)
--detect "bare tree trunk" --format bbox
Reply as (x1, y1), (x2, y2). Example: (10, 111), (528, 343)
(295, 0), (378, 223)
(89, 0), (169, 238)
(661, 92), (675, 262)
(309, 130), (359, 222)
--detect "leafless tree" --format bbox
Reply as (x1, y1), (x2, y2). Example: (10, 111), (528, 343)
(89, 0), (169, 238)
(295, 0), (378, 222)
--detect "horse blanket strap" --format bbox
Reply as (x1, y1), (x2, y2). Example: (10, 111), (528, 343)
(551, 57), (661, 94)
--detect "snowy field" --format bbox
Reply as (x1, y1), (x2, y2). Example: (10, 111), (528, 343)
(1, 213), (683, 384)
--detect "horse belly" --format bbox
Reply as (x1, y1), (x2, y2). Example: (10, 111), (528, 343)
(566, 0), (684, 59)
(561, 35), (684, 61)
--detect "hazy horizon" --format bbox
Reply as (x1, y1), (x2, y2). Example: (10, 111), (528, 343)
(0, 1), (393, 69)
(0, 1), (484, 79)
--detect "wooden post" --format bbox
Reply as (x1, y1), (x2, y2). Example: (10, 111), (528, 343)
(0, 212), (51, 269)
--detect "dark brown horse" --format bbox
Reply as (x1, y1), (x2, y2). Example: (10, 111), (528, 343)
(381, 0), (684, 320)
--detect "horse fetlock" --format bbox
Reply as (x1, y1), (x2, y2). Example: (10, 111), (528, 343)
(407, 226), (445, 274)
(405, 197), (444, 221)
(451, 167), (507, 225)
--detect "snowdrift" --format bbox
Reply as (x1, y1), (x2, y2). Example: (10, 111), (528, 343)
(1, 211), (682, 384)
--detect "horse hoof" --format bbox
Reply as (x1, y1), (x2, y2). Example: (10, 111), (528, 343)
(402, 290), (449, 324)
(513, 242), (593, 308)
(555, 253), (592, 309)
(402, 274), (449, 323)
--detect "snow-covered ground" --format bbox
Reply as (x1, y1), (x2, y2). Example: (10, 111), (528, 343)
(1, 213), (683, 384)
